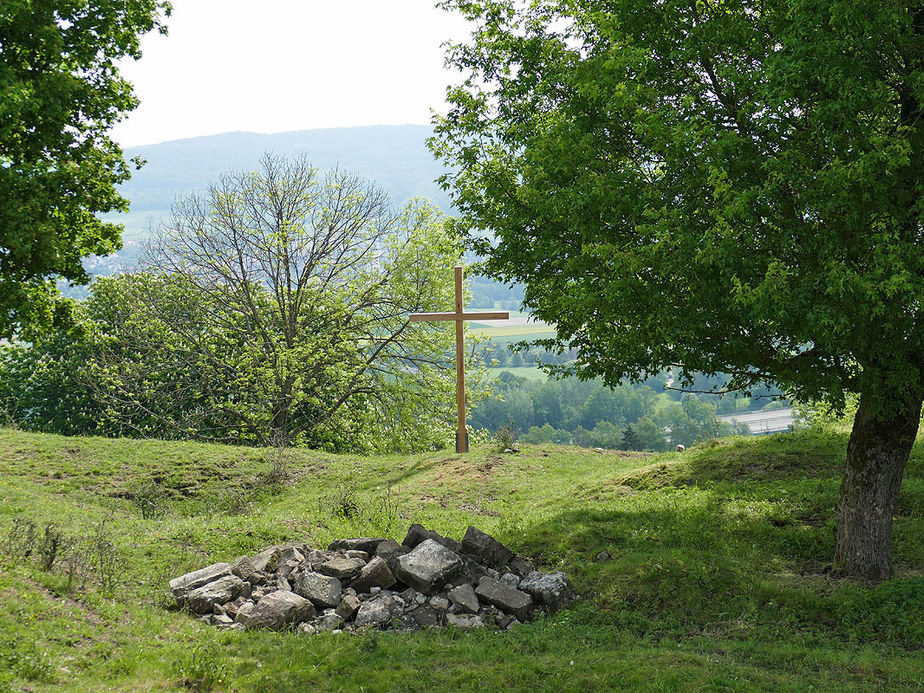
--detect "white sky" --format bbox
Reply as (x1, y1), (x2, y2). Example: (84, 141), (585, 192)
(111, 1), (472, 147)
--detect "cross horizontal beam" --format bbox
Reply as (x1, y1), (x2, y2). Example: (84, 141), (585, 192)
(410, 311), (510, 322)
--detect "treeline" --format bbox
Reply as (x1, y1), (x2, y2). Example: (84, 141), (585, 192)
(472, 372), (757, 451)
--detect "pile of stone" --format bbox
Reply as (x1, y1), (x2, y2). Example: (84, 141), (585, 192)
(168, 524), (574, 633)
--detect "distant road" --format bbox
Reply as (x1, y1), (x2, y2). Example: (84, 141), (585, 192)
(720, 407), (795, 435)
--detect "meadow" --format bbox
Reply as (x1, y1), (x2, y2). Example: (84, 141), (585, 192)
(0, 426), (921, 691)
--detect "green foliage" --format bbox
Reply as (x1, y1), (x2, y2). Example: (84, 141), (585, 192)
(492, 421), (519, 451)
(174, 642), (229, 692)
(474, 372), (736, 450)
(432, 0), (924, 413)
(0, 156), (483, 453)
(0, 0), (170, 339)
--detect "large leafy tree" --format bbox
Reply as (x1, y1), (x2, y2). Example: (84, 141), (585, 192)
(0, 0), (170, 338)
(432, 0), (924, 579)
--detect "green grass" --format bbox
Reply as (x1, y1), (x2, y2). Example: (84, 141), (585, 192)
(0, 427), (921, 692)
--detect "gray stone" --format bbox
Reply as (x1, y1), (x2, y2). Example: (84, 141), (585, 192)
(344, 550), (369, 561)
(508, 555), (534, 578)
(315, 612), (345, 632)
(318, 557), (366, 579)
(187, 575), (244, 614)
(350, 556), (396, 592)
(251, 546), (281, 573)
(234, 601), (255, 625)
(475, 576), (533, 621)
(248, 570), (269, 585)
(428, 595), (450, 610)
(447, 583), (479, 614)
(335, 593), (361, 621)
(245, 590), (315, 630)
(278, 546), (305, 565)
(240, 581), (252, 599)
(230, 556), (257, 581)
(394, 539), (462, 594)
(298, 622), (316, 635)
(170, 562), (231, 602)
(500, 572), (520, 589)
(278, 559), (301, 580)
(445, 613), (485, 630)
(369, 586), (381, 595)
(462, 526), (514, 570)
(409, 603), (443, 628)
(275, 576), (291, 592)
(328, 537), (387, 554)
(294, 571), (342, 609)
(213, 613), (234, 626)
(519, 571), (574, 613)
(354, 594), (397, 628)
(496, 612), (516, 630)
(375, 539), (409, 572)
(401, 523), (430, 549)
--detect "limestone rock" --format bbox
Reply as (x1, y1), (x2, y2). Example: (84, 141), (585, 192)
(446, 613), (485, 630)
(230, 556), (257, 581)
(187, 575), (244, 614)
(335, 593), (361, 621)
(475, 576), (533, 621)
(462, 526), (513, 570)
(294, 571), (342, 609)
(245, 590), (315, 630)
(318, 557), (366, 579)
(235, 601), (255, 625)
(350, 556), (396, 592)
(354, 594), (397, 628)
(408, 603), (443, 628)
(170, 562), (231, 602)
(500, 572), (520, 589)
(375, 539), (408, 572)
(328, 537), (387, 554)
(315, 612), (345, 632)
(394, 539), (462, 594)
(251, 546), (281, 573)
(401, 523), (430, 549)
(519, 571), (574, 613)
(447, 583), (479, 614)
(508, 555), (534, 578)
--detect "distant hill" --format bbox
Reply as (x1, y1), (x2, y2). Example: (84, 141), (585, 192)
(118, 124), (451, 215)
(94, 124), (454, 271)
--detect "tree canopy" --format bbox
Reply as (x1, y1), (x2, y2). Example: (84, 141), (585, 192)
(0, 0), (170, 338)
(432, 0), (924, 579)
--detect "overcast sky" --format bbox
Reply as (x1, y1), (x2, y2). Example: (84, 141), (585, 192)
(111, 1), (472, 147)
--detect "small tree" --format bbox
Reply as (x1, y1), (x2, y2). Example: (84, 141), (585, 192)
(621, 424), (641, 452)
(91, 155), (471, 450)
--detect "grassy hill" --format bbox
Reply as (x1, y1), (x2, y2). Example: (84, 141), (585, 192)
(0, 427), (921, 691)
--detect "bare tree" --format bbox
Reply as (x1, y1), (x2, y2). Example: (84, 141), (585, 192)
(94, 154), (467, 449)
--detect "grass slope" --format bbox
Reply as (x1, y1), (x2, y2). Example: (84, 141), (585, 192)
(0, 428), (921, 692)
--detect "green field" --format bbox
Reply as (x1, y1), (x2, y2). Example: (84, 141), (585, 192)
(0, 427), (921, 691)
(470, 324), (555, 338)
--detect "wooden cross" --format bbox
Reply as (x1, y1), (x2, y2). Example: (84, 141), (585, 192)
(410, 265), (509, 453)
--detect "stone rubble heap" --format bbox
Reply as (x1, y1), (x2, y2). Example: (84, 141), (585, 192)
(169, 524), (574, 634)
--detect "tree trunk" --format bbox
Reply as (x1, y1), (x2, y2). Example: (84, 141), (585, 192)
(835, 390), (923, 580)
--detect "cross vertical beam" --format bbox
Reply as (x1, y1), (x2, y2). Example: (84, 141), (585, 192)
(410, 265), (509, 453)
(455, 266), (466, 452)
